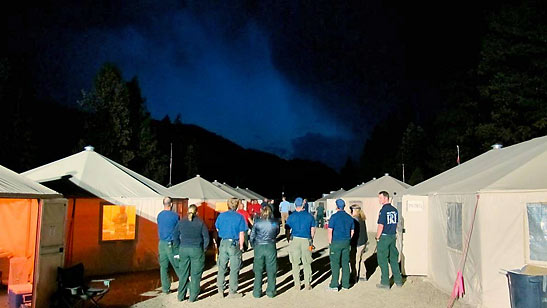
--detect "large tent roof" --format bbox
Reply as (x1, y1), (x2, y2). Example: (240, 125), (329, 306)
(242, 188), (266, 200)
(22, 147), (170, 199)
(0, 164), (61, 198)
(405, 135), (547, 195)
(315, 188), (346, 202)
(212, 180), (250, 200)
(169, 175), (234, 200)
(342, 175), (411, 198)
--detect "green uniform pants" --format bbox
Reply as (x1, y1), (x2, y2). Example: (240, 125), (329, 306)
(377, 234), (402, 286)
(317, 215), (324, 228)
(329, 240), (351, 289)
(177, 247), (205, 301)
(217, 239), (242, 294)
(289, 237), (313, 288)
(253, 243), (277, 298)
(158, 240), (180, 293)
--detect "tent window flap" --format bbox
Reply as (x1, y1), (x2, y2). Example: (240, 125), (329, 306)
(526, 202), (547, 262)
(447, 202), (462, 251)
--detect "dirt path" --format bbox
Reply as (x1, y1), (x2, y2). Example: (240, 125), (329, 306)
(133, 228), (473, 308)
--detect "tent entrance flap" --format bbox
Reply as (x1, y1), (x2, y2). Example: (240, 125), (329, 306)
(32, 198), (67, 308)
(0, 199), (39, 286)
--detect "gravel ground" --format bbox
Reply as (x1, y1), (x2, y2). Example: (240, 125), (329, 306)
(133, 228), (474, 308)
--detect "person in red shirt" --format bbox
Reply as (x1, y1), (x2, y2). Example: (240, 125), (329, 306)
(247, 199), (261, 219)
(237, 200), (252, 227)
(237, 200), (252, 251)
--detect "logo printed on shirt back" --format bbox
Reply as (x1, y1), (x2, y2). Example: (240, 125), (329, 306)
(387, 211), (397, 225)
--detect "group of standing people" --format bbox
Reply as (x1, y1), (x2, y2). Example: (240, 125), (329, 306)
(156, 190), (402, 303)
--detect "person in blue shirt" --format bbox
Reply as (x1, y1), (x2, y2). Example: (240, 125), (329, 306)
(279, 196), (290, 228)
(215, 198), (248, 298)
(327, 199), (355, 291)
(173, 204), (210, 302)
(286, 197), (316, 291)
(375, 191), (403, 289)
(156, 197), (181, 294)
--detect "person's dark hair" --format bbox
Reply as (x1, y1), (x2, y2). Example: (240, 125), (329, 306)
(188, 204), (197, 221)
(378, 191), (390, 199)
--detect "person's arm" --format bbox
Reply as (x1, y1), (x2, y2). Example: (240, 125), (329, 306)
(376, 224), (384, 241)
(249, 223), (256, 245)
(311, 227), (316, 239)
(328, 227), (333, 244)
(285, 224), (291, 242)
(172, 222), (181, 247)
(350, 229), (355, 239)
(239, 231), (245, 250)
(202, 222), (210, 252)
(213, 229), (220, 248)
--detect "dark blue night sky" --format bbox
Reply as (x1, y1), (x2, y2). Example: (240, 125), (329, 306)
(7, 0), (480, 170)
(17, 1), (374, 170)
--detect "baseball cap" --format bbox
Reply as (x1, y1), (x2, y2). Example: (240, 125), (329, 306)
(335, 199), (345, 209)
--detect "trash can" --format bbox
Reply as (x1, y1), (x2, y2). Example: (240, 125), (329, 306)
(505, 265), (547, 308)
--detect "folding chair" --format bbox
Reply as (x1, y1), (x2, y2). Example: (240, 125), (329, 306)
(55, 263), (113, 308)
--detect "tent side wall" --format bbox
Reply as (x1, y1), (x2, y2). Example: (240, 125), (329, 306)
(66, 198), (159, 276)
(343, 197), (382, 232)
(428, 193), (483, 307)
(326, 199), (338, 219)
(478, 191), (547, 308)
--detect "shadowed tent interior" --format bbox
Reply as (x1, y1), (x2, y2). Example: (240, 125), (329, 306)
(22, 147), (185, 276)
(0, 164), (66, 308)
(402, 135), (547, 308)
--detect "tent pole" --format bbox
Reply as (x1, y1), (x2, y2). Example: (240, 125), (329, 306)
(168, 142), (173, 187)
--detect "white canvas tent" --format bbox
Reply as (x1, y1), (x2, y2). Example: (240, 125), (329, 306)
(1, 165), (66, 308)
(23, 146), (172, 222)
(212, 180), (250, 201)
(340, 174), (411, 233)
(402, 136), (547, 308)
(315, 188), (346, 219)
(168, 175), (234, 215)
(22, 146), (176, 275)
(169, 175), (234, 205)
(241, 187), (266, 201)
